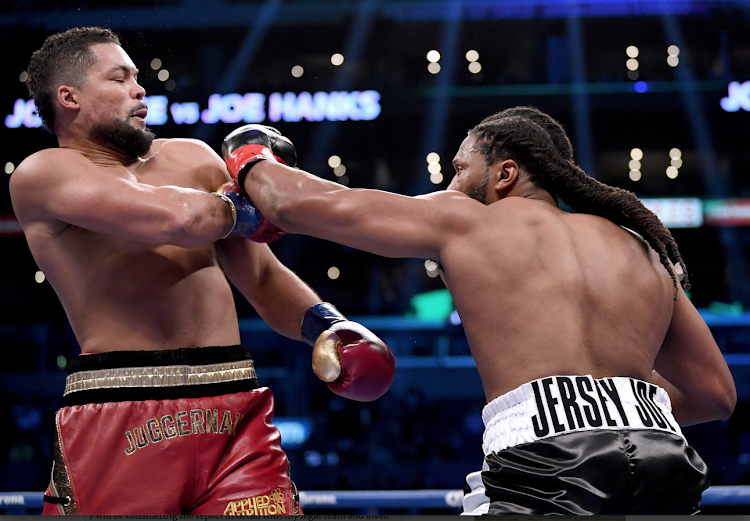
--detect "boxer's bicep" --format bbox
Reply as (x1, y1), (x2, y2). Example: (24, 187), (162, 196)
(12, 149), (227, 246)
(245, 161), (473, 260)
(276, 188), (466, 260)
(655, 288), (736, 423)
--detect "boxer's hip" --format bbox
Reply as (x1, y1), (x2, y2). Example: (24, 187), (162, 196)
(46, 346), (294, 515)
(462, 375), (708, 515)
(473, 429), (709, 515)
(481, 374), (683, 455)
(63, 345), (258, 406)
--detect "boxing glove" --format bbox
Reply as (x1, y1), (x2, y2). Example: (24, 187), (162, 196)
(302, 303), (396, 402)
(214, 181), (286, 243)
(222, 124), (297, 190)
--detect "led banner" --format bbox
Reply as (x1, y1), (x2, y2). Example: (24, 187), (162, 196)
(721, 81), (750, 112)
(4, 90), (381, 129)
(640, 197), (703, 228)
(703, 199), (750, 226)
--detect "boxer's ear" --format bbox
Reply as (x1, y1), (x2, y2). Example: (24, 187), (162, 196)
(57, 85), (80, 110)
(494, 159), (520, 193)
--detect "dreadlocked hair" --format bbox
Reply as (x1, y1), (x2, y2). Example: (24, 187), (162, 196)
(470, 112), (689, 299)
(491, 106), (575, 162)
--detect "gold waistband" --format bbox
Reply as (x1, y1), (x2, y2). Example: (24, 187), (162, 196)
(63, 360), (257, 396)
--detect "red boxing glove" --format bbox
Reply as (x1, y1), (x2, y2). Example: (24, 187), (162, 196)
(303, 303), (395, 402)
(312, 322), (396, 402)
(248, 219), (286, 243)
(217, 181), (286, 243)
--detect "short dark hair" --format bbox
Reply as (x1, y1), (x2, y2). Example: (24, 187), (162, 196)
(27, 27), (121, 132)
(470, 109), (689, 297)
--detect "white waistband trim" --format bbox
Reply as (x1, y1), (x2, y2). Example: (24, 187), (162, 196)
(481, 375), (684, 455)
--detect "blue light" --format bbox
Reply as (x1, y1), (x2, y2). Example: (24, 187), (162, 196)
(143, 96), (168, 125)
(721, 81), (750, 112)
(4, 99), (42, 129)
(304, 450), (322, 467)
(634, 81), (648, 93)
(5, 90), (382, 129)
(268, 90), (381, 123)
(275, 417), (313, 448)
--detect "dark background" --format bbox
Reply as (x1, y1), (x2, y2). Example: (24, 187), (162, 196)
(1, 0), (749, 514)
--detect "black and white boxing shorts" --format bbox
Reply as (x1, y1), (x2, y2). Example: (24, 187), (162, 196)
(462, 375), (710, 515)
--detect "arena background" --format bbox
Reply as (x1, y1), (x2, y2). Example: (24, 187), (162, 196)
(1, 0), (750, 514)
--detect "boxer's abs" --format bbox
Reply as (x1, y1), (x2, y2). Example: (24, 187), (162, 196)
(29, 229), (241, 353)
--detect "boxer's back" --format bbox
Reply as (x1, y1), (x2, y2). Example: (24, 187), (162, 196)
(12, 139), (240, 353)
(441, 197), (676, 402)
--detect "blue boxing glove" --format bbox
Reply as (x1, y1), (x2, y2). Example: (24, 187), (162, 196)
(214, 181), (286, 243)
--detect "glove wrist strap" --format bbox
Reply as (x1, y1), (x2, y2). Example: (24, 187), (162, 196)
(226, 145), (279, 189)
(213, 191), (261, 239)
(302, 303), (347, 346)
(213, 192), (237, 239)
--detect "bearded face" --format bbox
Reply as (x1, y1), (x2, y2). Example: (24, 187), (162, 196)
(465, 168), (492, 205)
(90, 111), (155, 159)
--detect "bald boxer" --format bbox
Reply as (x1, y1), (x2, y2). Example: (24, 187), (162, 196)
(10, 27), (394, 515)
(223, 111), (736, 515)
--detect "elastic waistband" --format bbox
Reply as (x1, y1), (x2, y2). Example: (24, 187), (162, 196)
(64, 345), (258, 406)
(482, 375), (684, 455)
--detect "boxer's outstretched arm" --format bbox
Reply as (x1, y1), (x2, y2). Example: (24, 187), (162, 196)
(10, 148), (232, 247)
(244, 161), (476, 261)
(216, 237), (320, 341)
(652, 288), (736, 426)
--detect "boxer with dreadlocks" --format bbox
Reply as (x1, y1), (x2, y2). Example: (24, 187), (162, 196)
(222, 107), (735, 515)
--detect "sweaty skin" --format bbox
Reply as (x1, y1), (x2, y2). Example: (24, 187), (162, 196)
(241, 134), (736, 426)
(10, 42), (319, 353)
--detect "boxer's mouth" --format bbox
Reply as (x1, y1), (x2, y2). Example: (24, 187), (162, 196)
(130, 106), (148, 120)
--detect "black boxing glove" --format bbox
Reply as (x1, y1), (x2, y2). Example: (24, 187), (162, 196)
(222, 124), (297, 191)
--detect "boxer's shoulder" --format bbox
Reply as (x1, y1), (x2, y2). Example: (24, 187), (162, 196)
(147, 138), (218, 161)
(145, 138), (229, 188)
(10, 148), (92, 204)
(14, 147), (86, 177)
(492, 196), (553, 216)
(417, 189), (492, 218)
(10, 149), (89, 227)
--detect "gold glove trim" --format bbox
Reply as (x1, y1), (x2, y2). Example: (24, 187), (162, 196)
(64, 360), (257, 396)
(311, 330), (342, 383)
(213, 192), (238, 239)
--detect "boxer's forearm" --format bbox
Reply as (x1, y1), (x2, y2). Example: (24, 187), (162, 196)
(244, 161), (448, 260)
(244, 161), (345, 228)
(216, 238), (320, 341)
(246, 261), (321, 341)
(654, 289), (737, 426)
(165, 188), (235, 247)
(652, 369), (735, 426)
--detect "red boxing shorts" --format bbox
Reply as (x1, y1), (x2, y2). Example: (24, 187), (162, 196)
(42, 345), (301, 516)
